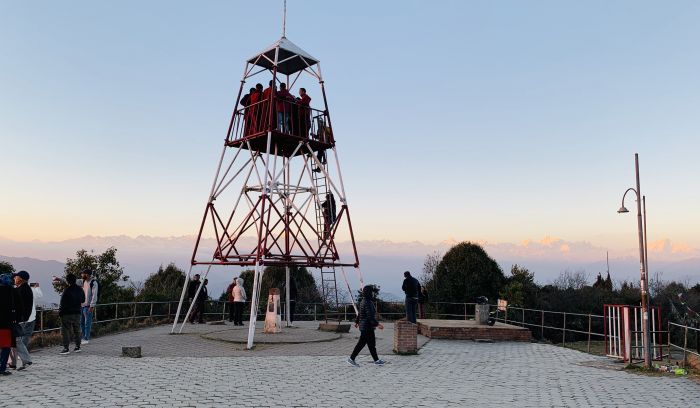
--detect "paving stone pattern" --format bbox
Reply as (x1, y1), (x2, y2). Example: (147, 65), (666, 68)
(2, 321), (699, 407)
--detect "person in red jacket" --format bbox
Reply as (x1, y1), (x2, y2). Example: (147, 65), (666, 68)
(296, 88), (312, 137)
(262, 80), (276, 131)
(226, 277), (236, 322)
(249, 83), (263, 133)
(276, 83), (293, 133)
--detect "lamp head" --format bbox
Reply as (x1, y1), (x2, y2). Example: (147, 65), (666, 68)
(617, 206), (629, 214)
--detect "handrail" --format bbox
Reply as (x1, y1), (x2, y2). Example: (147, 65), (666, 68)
(33, 299), (695, 362)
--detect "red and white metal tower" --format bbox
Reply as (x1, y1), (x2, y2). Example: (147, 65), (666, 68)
(171, 25), (362, 348)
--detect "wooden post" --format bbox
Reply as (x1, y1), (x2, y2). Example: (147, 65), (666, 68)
(168, 302), (172, 320)
(115, 303), (119, 320)
(522, 308), (525, 327)
(150, 302), (154, 318)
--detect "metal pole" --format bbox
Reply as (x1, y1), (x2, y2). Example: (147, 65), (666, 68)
(285, 266), (291, 327)
(522, 308), (525, 327)
(683, 323), (688, 367)
(667, 321), (671, 363)
(634, 154), (652, 368)
(562, 312), (567, 346)
(587, 314), (592, 353)
(541, 310), (544, 339)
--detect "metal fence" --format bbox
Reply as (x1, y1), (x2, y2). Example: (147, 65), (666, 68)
(668, 321), (700, 363)
(33, 299), (698, 364)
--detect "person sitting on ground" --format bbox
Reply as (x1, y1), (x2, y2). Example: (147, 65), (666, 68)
(59, 274), (85, 355)
(347, 285), (385, 367)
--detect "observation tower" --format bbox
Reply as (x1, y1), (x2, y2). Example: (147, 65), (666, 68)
(171, 20), (362, 348)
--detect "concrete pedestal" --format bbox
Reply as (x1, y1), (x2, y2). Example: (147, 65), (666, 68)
(475, 304), (489, 325)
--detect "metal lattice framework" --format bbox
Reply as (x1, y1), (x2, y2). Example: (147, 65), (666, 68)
(170, 35), (362, 348)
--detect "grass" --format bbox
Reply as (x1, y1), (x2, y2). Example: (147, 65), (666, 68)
(556, 340), (607, 356)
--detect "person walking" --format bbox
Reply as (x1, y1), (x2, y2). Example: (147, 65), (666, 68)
(232, 277), (246, 326)
(0, 273), (18, 376)
(80, 269), (98, 344)
(226, 278), (237, 323)
(10, 271), (34, 370)
(59, 274), (85, 355)
(402, 271), (420, 324)
(347, 285), (385, 367)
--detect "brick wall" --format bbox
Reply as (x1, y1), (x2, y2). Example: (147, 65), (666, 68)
(393, 320), (418, 354)
(418, 324), (531, 342)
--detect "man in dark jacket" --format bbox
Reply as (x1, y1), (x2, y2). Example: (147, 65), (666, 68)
(12, 271), (33, 369)
(59, 274), (85, 355)
(402, 271), (421, 323)
(347, 285), (385, 367)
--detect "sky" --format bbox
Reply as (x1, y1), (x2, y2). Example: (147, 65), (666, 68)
(2, 1), (700, 268)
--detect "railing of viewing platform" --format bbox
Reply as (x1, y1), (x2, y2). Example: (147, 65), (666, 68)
(228, 97), (332, 143)
(668, 321), (700, 362)
(32, 300), (696, 363)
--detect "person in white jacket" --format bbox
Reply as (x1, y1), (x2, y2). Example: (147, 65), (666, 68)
(232, 277), (247, 326)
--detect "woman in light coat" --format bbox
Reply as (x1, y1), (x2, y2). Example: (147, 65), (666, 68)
(232, 277), (247, 326)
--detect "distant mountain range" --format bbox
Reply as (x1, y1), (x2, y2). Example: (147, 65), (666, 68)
(1, 235), (698, 304)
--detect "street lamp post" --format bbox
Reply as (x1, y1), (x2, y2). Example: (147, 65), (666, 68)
(617, 153), (652, 368)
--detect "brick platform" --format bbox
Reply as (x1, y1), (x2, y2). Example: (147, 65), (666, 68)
(418, 319), (531, 342)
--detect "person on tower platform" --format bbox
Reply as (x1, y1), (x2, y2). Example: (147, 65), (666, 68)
(241, 87), (255, 136)
(296, 88), (311, 137)
(250, 83), (263, 133)
(262, 80), (277, 131)
(276, 83), (293, 133)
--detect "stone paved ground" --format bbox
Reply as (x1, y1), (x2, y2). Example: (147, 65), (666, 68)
(2, 321), (699, 407)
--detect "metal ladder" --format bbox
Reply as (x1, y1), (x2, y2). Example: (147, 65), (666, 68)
(310, 147), (339, 321)
(320, 267), (340, 322)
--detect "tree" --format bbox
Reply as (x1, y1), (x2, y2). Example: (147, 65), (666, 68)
(420, 250), (441, 286)
(54, 247), (134, 303)
(0, 260), (14, 275)
(138, 263), (186, 301)
(553, 270), (588, 290)
(425, 242), (506, 304)
(499, 264), (537, 307)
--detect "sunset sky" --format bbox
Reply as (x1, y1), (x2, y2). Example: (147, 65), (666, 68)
(2, 1), (700, 265)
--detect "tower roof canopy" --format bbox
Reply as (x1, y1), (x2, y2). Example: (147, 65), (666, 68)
(248, 37), (319, 75)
